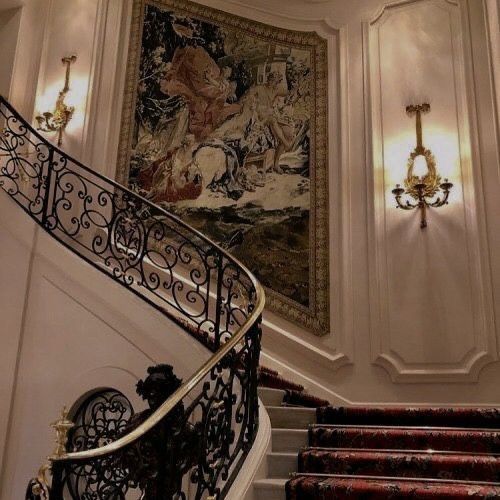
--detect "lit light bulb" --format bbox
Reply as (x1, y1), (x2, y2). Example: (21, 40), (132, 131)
(413, 154), (428, 179)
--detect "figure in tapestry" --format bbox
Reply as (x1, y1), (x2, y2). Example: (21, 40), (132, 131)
(129, 4), (313, 308)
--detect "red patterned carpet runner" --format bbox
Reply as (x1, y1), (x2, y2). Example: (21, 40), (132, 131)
(286, 475), (500, 499)
(309, 426), (500, 453)
(317, 406), (500, 428)
(257, 368), (500, 499)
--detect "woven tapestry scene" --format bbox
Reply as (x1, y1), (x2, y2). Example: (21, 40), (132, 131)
(121, 1), (329, 333)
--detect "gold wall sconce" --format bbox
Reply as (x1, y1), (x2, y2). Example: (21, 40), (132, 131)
(35, 55), (77, 147)
(391, 103), (453, 229)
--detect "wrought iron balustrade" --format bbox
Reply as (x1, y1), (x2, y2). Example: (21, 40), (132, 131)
(0, 96), (264, 500)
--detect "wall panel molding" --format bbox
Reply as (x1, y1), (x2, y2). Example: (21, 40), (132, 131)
(85, 0), (132, 176)
(364, 0), (497, 382)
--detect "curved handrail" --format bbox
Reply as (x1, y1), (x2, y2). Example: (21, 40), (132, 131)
(56, 297), (263, 461)
(0, 96), (261, 301)
(0, 96), (265, 498)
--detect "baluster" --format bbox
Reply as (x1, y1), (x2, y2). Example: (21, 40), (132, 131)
(48, 461), (65, 500)
(214, 250), (224, 349)
(41, 147), (55, 229)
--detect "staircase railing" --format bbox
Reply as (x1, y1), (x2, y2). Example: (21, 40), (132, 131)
(0, 96), (265, 500)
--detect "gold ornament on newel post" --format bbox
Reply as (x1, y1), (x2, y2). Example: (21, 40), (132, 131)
(35, 55), (77, 147)
(26, 406), (74, 499)
(49, 405), (74, 459)
(391, 103), (453, 229)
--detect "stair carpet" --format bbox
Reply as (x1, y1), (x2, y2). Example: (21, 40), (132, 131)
(254, 367), (500, 499)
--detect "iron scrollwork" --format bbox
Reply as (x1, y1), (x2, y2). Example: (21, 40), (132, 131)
(0, 97), (263, 500)
(51, 321), (261, 500)
(121, 364), (199, 499)
(61, 390), (134, 499)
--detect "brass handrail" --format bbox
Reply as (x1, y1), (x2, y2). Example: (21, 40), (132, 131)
(55, 272), (264, 462)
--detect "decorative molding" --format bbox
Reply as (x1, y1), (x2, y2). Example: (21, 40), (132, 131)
(2, 6), (23, 101)
(373, 348), (497, 383)
(260, 350), (352, 405)
(80, 0), (110, 165)
(88, 0), (133, 177)
(369, 0), (459, 26)
(39, 273), (157, 363)
(261, 349), (500, 405)
(484, 0), (500, 181)
(364, 0), (497, 382)
(0, 195), (40, 488)
(263, 313), (352, 373)
(212, 0), (342, 32)
(12, 0), (53, 119)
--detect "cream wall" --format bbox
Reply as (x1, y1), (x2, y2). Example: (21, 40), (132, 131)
(2, 0), (500, 419)
(5, 0), (48, 116)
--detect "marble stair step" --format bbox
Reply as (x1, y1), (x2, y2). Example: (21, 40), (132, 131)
(272, 429), (309, 452)
(286, 473), (500, 499)
(253, 478), (287, 500)
(268, 452), (298, 478)
(258, 387), (286, 407)
(267, 406), (316, 429)
(317, 406), (500, 428)
(297, 448), (500, 482)
(308, 425), (500, 453)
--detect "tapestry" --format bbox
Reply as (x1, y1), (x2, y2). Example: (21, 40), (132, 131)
(117, 0), (329, 335)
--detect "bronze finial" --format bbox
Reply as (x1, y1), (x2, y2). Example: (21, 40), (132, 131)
(49, 406), (74, 459)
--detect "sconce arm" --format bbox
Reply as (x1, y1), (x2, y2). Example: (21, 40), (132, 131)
(395, 197), (419, 210)
(427, 179), (453, 208)
(427, 195), (447, 208)
(392, 185), (419, 210)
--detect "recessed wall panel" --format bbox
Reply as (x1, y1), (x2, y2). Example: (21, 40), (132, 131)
(367, 0), (496, 381)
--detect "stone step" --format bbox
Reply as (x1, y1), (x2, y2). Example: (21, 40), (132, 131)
(287, 474), (500, 498)
(268, 452), (297, 478)
(258, 387), (286, 407)
(253, 478), (287, 500)
(297, 449), (500, 482)
(309, 425), (500, 453)
(316, 406), (500, 429)
(272, 429), (309, 452)
(267, 406), (316, 429)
